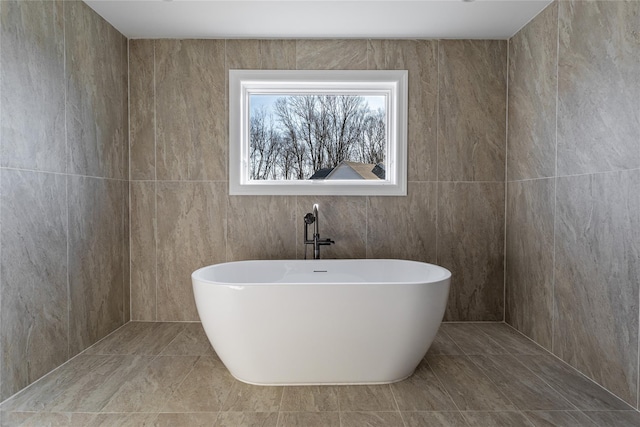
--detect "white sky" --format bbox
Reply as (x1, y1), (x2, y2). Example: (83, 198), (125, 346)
(250, 94), (386, 117)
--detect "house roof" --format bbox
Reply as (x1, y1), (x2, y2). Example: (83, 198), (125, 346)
(326, 161), (381, 180)
(308, 167), (334, 180)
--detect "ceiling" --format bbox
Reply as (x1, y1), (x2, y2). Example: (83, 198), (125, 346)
(84, 0), (553, 40)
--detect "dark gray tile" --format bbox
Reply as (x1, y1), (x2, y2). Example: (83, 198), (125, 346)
(156, 182), (226, 321)
(506, 179), (554, 350)
(523, 411), (597, 427)
(280, 386), (339, 412)
(341, 412), (404, 427)
(296, 40), (367, 70)
(520, 355), (632, 411)
(68, 176), (125, 356)
(463, 411), (534, 427)
(221, 382), (284, 412)
(214, 412), (278, 427)
(0, 170), (68, 400)
(130, 181), (157, 321)
(101, 355), (198, 412)
(163, 355), (233, 412)
(122, 181), (130, 323)
(438, 183), (505, 321)
(228, 196), (296, 261)
(296, 196), (366, 260)
(439, 323), (507, 355)
(368, 40), (438, 182)
(277, 412), (340, 427)
(426, 329), (464, 356)
(155, 39), (226, 181)
(507, 3), (558, 180)
(0, 0), (65, 173)
(129, 39), (155, 180)
(554, 171), (640, 405)
(557, 0), (640, 175)
(402, 411), (468, 427)
(428, 355), (515, 411)
(65, 1), (127, 179)
(337, 385), (397, 412)
(582, 411), (640, 427)
(438, 40), (507, 182)
(84, 322), (184, 356)
(473, 323), (547, 356)
(391, 360), (457, 411)
(470, 355), (574, 410)
(367, 182), (437, 263)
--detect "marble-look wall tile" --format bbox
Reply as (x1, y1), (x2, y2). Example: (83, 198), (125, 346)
(368, 40), (438, 182)
(438, 40), (507, 182)
(505, 179), (554, 350)
(156, 182), (226, 321)
(438, 182), (505, 321)
(68, 176), (125, 356)
(122, 181), (130, 322)
(130, 181), (156, 321)
(65, 1), (127, 179)
(553, 170), (640, 405)
(367, 182), (437, 262)
(507, 3), (558, 181)
(226, 39), (261, 69)
(557, 0), (640, 176)
(296, 40), (367, 70)
(129, 40), (155, 180)
(228, 195), (296, 261)
(261, 40), (296, 69)
(0, 170), (68, 400)
(297, 196), (367, 260)
(155, 39), (226, 181)
(0, 0), (65, 173)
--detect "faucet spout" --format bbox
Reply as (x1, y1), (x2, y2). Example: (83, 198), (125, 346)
(304, 203), (334, 259)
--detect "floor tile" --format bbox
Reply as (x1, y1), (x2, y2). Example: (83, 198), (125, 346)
(337, 385), (397, 411)
(160, 322), (215, 356)
(341, 411), (404, 427)
(221, 382), (284, 412)
(163, 356), (234, 412)
(520, 355), (632, 410)
(462, 411), (535, 426)
(582, 410), (640, 427)
(474, 323), (547, 355)
(214, 411), (278, 427)
(84, 322), (185, 356)
(523, 410), (597, 427)
(470, 355), (574, 410)
(401, 411), (468, 427)
(391, 360), (457, 411)
(440, 323), (507, 355)
(279, 386), (339, 412)
(100, 356), (198, 412)
(154, 412), (218, 427)
(426, 330), (464, 356)
(428, 355), (515, 411)
(47, 355), (153, 412)
(277, 411), (339, 427)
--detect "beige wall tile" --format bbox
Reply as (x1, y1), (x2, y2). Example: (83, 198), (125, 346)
(226, 39), (261, 69)
(156, 181), (226, 321)
(438, 182), (504, 321)
(296, 40), (367, 69)
(261, 39), (296, 69)
(129, 40), (155, 180)
(438, 40), (507, 182)
(155, 39), (226, 181)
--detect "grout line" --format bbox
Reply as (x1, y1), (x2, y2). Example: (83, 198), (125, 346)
(551, 0), (560, 358)
(387, 384), (407, 427)
(127, 37), (132, 324)
(503, 37), (509, 323)
(435, 39), (440, 266)
(0, 166), (130, 182)
(153, 40), (158, 322)
(63, 0), (71, 364)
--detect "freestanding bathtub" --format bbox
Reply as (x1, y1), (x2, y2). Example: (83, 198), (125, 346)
(192, 259), (451, 385)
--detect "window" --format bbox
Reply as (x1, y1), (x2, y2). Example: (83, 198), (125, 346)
(229, 70), (407, 196)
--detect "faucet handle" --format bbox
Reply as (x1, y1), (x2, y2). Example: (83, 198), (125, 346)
(318, 238), (335, 246)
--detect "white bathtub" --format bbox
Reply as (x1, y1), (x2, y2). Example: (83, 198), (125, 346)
(192, 259), (451, 385)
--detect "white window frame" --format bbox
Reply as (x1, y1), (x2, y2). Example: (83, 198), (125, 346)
(229, 69), (408, 196)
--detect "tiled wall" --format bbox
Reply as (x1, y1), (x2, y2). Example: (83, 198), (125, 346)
(129, 39), (507, 323)
(506, 1), (640, 408)
(0, 0), (129, 400)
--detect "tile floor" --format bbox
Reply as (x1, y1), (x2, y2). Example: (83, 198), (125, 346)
(1, 322), (639, 426)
